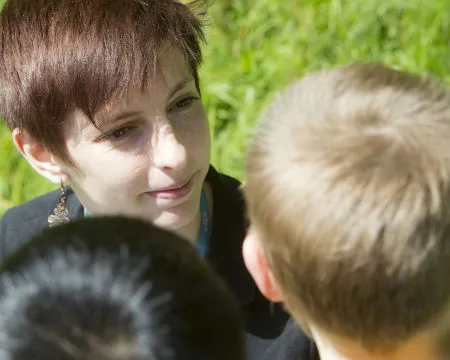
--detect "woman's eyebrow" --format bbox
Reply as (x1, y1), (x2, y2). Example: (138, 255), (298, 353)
(96, 78), (194, 127)
(167, 77), (194, 100)
(97, 111), (142, 128)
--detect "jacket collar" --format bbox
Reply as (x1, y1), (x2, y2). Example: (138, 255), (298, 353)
(205, 166), (256, 307)
(65, 187), (84, 220)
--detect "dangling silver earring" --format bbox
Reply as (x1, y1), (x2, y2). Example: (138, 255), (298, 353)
(48, 180), (70, 227)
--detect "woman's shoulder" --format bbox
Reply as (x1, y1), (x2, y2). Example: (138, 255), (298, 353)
(206, 166), (244, 215)
(206, 165), (246, 239)
(206, 165), (242, 193)
(206, 166), (292, 345)
(0, 188), (81, 258)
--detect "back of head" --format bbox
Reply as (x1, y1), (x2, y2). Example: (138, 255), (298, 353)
(0, 217), (244, 360)
(245, 63), (450, 350)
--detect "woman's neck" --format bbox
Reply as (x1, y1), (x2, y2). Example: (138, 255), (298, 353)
(174, 181), (213, 245)
(174, 208), (201, 245)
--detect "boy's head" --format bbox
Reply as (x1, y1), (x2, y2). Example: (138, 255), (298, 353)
(243, 63), (450, 359)
(0, 216), (244, 360)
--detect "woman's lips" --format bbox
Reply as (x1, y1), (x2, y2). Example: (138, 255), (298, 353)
(147, 177), (193, 200)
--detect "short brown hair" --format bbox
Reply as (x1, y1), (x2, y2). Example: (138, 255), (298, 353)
(0, 0), (206, 164)
(245, 63), (450, 349)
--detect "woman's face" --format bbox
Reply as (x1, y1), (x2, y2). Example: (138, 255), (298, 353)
(59, 53), (210, 232)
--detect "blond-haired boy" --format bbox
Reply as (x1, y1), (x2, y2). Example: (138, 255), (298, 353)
(244, 63), (450, 360)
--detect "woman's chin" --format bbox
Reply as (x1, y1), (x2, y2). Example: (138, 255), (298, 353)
(145, 204), (199, 234)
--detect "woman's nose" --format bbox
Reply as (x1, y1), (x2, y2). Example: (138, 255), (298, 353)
(152, 125), (188, 171)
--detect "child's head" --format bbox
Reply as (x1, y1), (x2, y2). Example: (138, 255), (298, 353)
(243, 63), (450, 360)
(0, 216), (244, 360)
(0, 0), (210, 234)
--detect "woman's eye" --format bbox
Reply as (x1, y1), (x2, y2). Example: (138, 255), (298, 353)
(105, 126), (134, 140)
(172, 96), (198, 111)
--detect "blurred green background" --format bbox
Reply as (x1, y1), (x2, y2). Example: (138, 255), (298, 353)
(1, 0), (450, 214)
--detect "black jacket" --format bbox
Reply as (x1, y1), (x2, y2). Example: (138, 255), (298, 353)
(259, 318), (320, 360)
(0, 166), (314, 359)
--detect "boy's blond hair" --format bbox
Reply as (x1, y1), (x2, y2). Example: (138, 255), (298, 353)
(244, 63), (450, 349)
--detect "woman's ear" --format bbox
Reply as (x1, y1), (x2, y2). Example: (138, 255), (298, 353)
(12, 128), (69, 184)
(243, 228), (283, 302)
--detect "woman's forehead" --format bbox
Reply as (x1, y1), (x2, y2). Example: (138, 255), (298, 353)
(61, 58), (196, 143)
(94, 51), (194, 123)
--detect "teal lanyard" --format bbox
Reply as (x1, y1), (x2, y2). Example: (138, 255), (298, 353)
(197, 188), (211, 257)
(83, 189), (211, 256)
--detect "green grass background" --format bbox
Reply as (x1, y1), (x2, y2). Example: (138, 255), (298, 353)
(1, 0), (450, 214)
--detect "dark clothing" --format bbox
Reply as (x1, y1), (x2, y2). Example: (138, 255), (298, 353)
(260, 318), (320, 360)
(0, 166), (313, 358)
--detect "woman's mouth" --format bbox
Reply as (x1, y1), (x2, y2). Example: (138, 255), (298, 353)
(147, 177), (194, 200)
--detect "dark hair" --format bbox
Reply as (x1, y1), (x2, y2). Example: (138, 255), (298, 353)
(0, 216), (244, 360)
(0, 0), (206, 164)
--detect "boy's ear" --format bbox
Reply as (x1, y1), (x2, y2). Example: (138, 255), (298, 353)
(12, 128), (69, 184)
(243, 228), (283, 303)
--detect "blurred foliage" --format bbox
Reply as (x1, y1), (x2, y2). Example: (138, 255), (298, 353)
(1, 0), (450, 213)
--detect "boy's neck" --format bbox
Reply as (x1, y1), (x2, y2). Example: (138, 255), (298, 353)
(312, 326), (441, 360)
